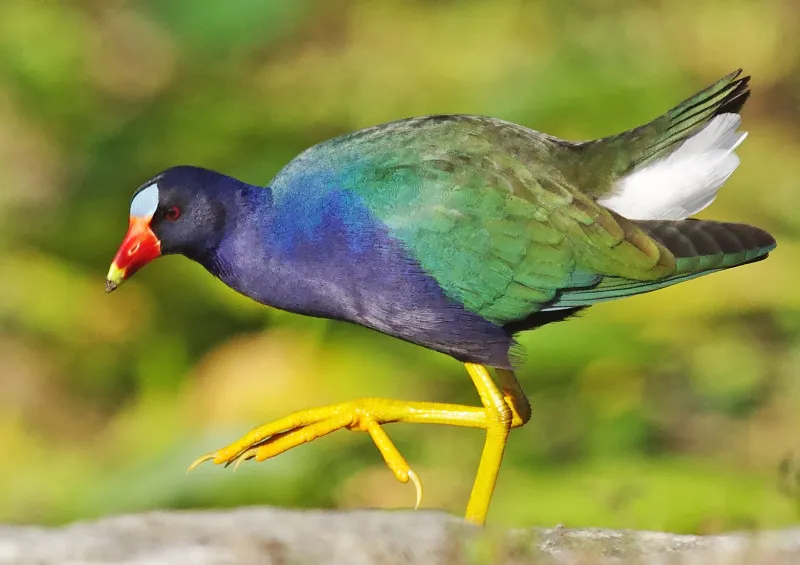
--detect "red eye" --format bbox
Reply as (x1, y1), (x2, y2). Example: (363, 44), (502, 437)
(165, 206), (181, 221)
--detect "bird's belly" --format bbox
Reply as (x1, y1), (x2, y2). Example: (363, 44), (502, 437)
(237, 251), (514, 368)
(212, 201), (515, 367)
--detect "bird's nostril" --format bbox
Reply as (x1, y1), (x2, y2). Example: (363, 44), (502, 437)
(128, 243), (140, 255)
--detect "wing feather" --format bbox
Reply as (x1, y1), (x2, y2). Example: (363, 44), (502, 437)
(323, 117), (679, 324)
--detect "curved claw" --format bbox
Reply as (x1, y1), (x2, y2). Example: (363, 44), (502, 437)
(222, 451), (245, 469)
(231, 448), (258, 472)
(408, 469), (423, 510)
(187, 452), (216, 473)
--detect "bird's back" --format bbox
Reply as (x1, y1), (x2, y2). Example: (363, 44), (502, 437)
(271, 113), (581, 198)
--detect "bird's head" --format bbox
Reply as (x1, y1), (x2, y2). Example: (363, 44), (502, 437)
(105, 166), (233, 293)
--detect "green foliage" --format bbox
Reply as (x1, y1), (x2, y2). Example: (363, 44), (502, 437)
(0, 0), (798, 532)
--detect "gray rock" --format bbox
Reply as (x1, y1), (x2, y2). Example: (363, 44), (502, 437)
(0, 508), (798, 564)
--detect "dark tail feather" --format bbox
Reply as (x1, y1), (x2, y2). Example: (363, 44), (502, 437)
(545, 219), (775, 309)
(583, 70), (751, 181)
(637, 219), (776, 273)
(650, 70), (751, 161)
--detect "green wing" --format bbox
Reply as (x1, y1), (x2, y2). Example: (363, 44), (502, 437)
(548, 219), (775, 309)
(334, 116), (677, 325)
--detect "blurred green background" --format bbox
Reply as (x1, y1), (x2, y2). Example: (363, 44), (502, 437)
(0, 0), (798, 534)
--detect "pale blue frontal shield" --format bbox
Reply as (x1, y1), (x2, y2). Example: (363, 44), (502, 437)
(130, 184), (159, 218)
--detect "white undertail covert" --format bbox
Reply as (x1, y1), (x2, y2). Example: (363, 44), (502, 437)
(598, 113), (746, 221)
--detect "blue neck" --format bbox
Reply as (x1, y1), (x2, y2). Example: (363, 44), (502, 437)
(204, 183), (388, 318)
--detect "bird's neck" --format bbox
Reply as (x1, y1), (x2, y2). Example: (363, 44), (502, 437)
(190, 181), (270, 281)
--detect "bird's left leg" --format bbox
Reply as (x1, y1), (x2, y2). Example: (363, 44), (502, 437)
(462, 364), (531, 524)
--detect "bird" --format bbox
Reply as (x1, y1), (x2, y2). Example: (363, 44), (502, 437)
(106, 69), (775, 525)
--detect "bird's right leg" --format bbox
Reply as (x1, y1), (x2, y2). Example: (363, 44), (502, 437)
(188, 398), (490, 508)
(188, 364), (532, 524)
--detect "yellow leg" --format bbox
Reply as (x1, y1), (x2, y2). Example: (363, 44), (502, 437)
(462, 364), (531, 524)
(189, 363), (531, 525)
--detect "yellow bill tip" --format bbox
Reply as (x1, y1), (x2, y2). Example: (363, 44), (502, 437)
(105, 263), (125, 293)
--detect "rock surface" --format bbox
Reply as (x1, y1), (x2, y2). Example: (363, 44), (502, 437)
(0, 508), (798, 564)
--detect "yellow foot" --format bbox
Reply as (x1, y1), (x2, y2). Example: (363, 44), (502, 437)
(187, 397), (475, 508)
(188, 364), (531, 526)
